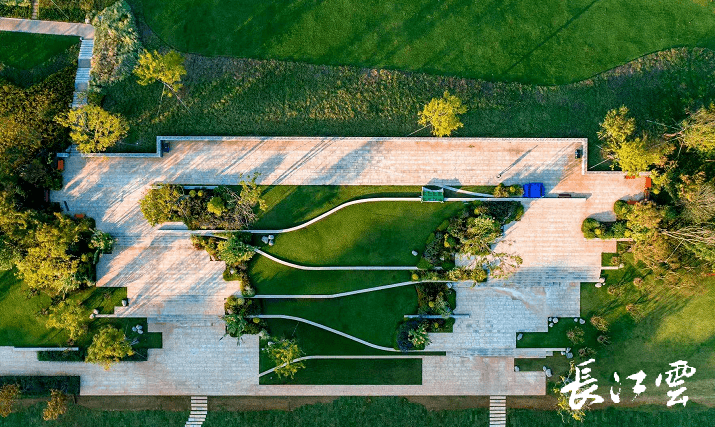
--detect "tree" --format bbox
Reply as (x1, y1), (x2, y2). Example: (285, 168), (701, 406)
(677, 173), (715, 224)
(418, 91), (467, 137)
(15, 213), (92, 297)
(222, 314), (248, 343)
(460, 215), (502, 255)
(598, 106), (672, 175)
(46, 300), (90, 342)
(207, 196), (226, 216)
(408, 322), (431, 348)
(85, 325), (134, 370)
(597, 106), (636, 146)
(265, 338), (304, 379)
(217, 233), (256, 265)
(677, 104), (715, 153)
(55, 105), (128, 153)
(134, 50), (187, 98)
(139, 184), (185, 226)
(610, 136), (671, 176)
(0, 384), (20, 418)
(42, 390), (68, 421)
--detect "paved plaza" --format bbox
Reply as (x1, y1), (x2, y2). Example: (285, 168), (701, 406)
(0, 137), (645, 395)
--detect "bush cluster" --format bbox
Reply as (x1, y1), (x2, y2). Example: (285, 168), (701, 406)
(0, 376), (79, 396)
(582, 218), (630, 239)
(493, 183), (524, 198)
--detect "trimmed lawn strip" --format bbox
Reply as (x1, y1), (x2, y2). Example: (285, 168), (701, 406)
(259, 358), (422, 385)
(517, 249), (715, 401)
(131, 0), (715, 85)
(259, 201), (465, 266)
(249, 259), (412, 295)
(0, 32), (78, 70)
(261, 286), (418, 348)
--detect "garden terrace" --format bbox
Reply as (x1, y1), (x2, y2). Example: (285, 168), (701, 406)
(0, 136), (645, 395)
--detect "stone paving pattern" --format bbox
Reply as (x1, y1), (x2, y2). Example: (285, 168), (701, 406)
(0, 137), (645, 395)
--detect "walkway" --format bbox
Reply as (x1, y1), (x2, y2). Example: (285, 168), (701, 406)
(0, 17), (94, 38)
(0, 17), (95, 107)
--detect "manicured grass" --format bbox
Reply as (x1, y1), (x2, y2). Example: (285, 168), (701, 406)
(131, 0), (715, 85)
(260, 201), (465, 266)
(101, 45), (715, 169)
(255, 185), (494, 230)
(6, 397), (712, 426)
(250, 259), (411, 295)
(0, 32), (78, 70)
(0, 269), (161, 357)
(517, 246), (715, 401)
(262, 286), (418, 348)
(260, 358), (422, 385)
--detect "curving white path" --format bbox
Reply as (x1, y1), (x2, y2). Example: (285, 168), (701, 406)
(254, 249), (418, 271)
(252, 280), (449, 298)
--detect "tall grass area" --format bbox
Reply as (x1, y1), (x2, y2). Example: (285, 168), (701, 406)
(4, 397), (715, 426)
(101, 47), (715, 169)
(516, 243), (715, 401)
(130, 0), (715, 85)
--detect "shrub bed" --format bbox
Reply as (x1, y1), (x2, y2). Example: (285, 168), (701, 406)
(415, 200), (524, 281)
(0, 376), (80, 396)
(582, 218), (630, 239)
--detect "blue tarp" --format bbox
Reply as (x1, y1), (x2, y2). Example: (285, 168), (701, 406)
(522, 183), (545, 198)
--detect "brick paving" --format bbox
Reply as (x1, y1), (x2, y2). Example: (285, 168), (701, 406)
(0, 137), (645, 396)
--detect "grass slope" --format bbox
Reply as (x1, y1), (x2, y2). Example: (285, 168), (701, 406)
(102, 47), (715, 169)
(131, 0), (715, 85)
(0, 32), (78, 69)
(260, 201), (464, 266)
(262, 286), (418, 348)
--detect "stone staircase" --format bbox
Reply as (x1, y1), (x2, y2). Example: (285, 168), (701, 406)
(185, 396), (207, 427)
(489, 396), (506, 427)
(71, 38), (93, 108)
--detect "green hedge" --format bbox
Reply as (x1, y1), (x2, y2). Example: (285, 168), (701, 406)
(0, 4), (30, 18)
(37, 350), (85, 362)
(582, 218), (630, 239)
(0, 376), (80, 396)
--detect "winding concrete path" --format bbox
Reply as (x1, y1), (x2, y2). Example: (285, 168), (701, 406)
(253, 281), (443, 298)
(255, 249), (419, 271)
(0, 17), (94, 38)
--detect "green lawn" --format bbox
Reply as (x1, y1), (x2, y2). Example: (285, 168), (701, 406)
(516, 246), (715, 401)
(0, 269), (161, 357)
(250, 260), (411, 295)
(4, 397), (714, 426)
(130, 0), (715, 85)
(0, 32), (78, 69)
(260, 358), (422, 385)
(260, 201), (464, 266)
(262, 286), (418, 348)
(254, 185), (494, 230)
